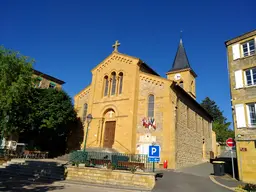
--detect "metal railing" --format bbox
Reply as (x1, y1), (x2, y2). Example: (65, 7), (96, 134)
(0, 149), (48, 159)
(85, 151), (153, 172)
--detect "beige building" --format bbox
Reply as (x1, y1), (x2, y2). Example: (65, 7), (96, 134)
(74, 40), (214, 169)
(225, 29), (256, 183)
(33, 69), (65, 89)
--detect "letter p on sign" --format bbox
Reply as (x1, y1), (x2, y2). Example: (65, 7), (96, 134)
(152, 147), (157, 155)
(149, 145), (160, 158)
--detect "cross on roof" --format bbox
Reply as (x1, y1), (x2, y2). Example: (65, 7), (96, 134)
(112, 40), (120, 52)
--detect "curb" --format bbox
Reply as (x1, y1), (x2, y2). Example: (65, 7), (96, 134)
(55, 180), (150, 192)
(209, 175), (236, 191)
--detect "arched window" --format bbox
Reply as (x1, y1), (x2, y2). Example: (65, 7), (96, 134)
(83, 103), (88, 122)
(111, 72), (116, 95)
(118, 72), (123, 94)
(148, 95), (154, 117)
(104, 76), (109, 97)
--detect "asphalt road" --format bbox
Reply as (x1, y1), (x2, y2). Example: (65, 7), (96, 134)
(153, 170), (232, 192)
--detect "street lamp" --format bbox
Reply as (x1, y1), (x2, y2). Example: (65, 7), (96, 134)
(83, 114), (93, 151)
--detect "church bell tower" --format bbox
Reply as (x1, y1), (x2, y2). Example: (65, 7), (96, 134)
(166, 39), (197, 99)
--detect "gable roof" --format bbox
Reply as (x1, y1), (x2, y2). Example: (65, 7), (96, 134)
(225, 29), (256, 46)
(91, 51), (160, 76)
(139, 61), (160, 76)
(33, 69), (65, 85)
(171, 82), (213, 122)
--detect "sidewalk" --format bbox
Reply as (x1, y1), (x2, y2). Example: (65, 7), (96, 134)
(209, 174), (244, 191)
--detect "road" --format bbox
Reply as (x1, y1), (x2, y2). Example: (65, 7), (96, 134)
(0, 162), (232, 192)
(152, 170), (232, 192)
(0, 172), (231, 192)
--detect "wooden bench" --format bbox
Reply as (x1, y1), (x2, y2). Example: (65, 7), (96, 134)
(118, 161), (145, 170)
(91, 159), (111, 165)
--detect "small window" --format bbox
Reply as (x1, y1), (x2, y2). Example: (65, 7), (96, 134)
(245, 68), (256, 86)
(111, 72), (116, 95)
(118, 72), (123, 94)
(35, 77), (42, 88)
(148, 95), (154, 117)
(242, 40), (255, 57)
(83, 103), (88, 122)
(104, 76), (109, 96)
(49, 82), (56, 89)
(247, 103), (256, 127)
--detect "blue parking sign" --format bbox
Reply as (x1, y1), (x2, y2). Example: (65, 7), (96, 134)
(148, 145), (160, 158)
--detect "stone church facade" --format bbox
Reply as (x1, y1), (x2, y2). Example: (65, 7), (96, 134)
(74, 40), (214, 169)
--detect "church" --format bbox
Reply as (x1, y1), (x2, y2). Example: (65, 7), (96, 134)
(74, 39), (215, 169)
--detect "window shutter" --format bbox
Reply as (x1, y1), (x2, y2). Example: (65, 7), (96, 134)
(232, 44), (240, 60)
(235, 104), (246, 128)
(234, 70), (243, 89)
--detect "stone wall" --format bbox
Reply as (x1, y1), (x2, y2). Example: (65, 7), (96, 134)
(136, 74), (172, 163)
(175, 97), (212, 169)
(203, 119), (212, 159)
(66, 166), (155, 190)
(176, 99), (203, 168)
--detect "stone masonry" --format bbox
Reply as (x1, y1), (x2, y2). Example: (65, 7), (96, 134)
(66, 166), (155, 190)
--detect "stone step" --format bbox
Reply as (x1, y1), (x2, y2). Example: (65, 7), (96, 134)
(1, 169), (65, 175)
(0, 173), (65, 182)
(6, 161), (64, 168)
(2, 168), (65, 176)
(5, 165), (64, 171)
(0, 170), (65, 179)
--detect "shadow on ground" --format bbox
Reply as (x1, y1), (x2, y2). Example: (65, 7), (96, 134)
(0, 180), (65, 192)
(0, 161), (66, 192)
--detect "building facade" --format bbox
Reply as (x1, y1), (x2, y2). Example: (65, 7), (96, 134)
(74, 40), (214, 169)
(0, 69), (65, 148)
(33, 69), (65, 89)
(225, 29), (256, 183)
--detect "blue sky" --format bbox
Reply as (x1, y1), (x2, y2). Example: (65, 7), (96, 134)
(1, 0), (255, 126)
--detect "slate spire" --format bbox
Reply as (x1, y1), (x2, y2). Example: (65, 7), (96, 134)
(168, 38), (191, 72)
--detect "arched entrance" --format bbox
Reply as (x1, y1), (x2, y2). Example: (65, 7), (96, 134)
(103, 109), (116, 148)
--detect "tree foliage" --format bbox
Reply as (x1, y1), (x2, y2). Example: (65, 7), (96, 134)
(201, 97), (226, 124)
(0, 46), (78, 156)
(0, 46), (34, 137)
(30, 88), (76, 134)
(19, 88), (77, 156)
(201, 97), (234, 143)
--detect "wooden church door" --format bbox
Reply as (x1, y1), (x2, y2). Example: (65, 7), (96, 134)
(103, 121), (116, 148)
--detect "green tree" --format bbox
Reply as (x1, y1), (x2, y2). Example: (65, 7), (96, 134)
(201, 97), (226, 123)
(201, 97), (234, 143)
(0, 46), (34, 137)
(30, 88), (76, 131)
(20, 88), (77, 156)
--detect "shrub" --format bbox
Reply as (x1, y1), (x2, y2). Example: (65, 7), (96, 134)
(129, 165), (138, 173)
(69, 150), (88, 166)
(243, 183), (256, 191)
